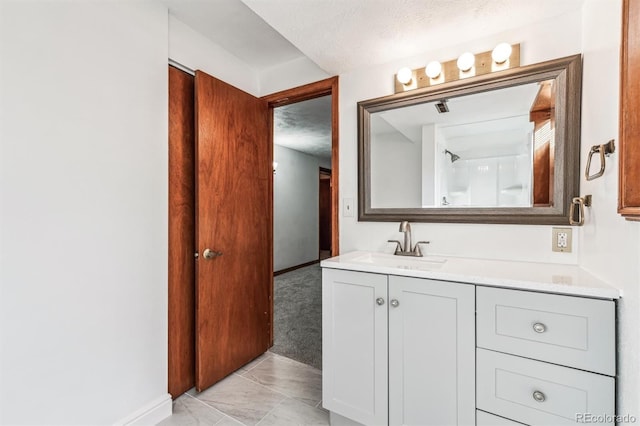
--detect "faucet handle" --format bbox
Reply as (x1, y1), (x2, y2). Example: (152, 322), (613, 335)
(414, 241), (430, 257)
(388, 240), (403, 254)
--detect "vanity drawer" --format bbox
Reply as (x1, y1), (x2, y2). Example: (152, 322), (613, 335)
(477, 349), (615, 426)
(476, 286), (615, 375)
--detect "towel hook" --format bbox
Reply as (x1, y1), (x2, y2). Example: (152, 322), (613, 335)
(569, 195), (592, 226)
(585, 140), (615, 181)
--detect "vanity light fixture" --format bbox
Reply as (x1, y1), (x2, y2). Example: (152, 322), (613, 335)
(425, 61), (442, 79)
(457, 52), (475, 72)
(393, 43), (520, 93)
(492, 42), (513, 64)
(396, 67), (413, 85)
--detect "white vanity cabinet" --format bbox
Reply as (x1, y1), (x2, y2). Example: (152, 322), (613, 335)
(322, 268), (475, 426)
(322, 269), (389, 425)
(475, 287), (616, 426)
(321, 251), (619, 426)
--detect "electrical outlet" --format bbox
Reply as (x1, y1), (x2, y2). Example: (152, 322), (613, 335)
(552, 227), (572, 253)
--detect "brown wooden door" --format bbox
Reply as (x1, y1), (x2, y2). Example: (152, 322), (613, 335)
(194, 70), (272, 390)
(168, 66), (196, 398)
(619, 0), (640, 219)
(319, 169), (332, 253)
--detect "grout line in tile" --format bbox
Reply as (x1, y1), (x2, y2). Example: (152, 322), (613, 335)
(195, 373), (290, 424)
(215, 413), (249, 426)
(187, 391), (249, 425)
(234, 371), (293, 401)
(241, 355), (270, 374)
(183, 392), (235, 420)
(254, 396), (291, 426)
(237, 368), (322, 409)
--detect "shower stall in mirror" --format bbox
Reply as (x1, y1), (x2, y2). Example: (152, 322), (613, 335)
(369, 79), (556, 209)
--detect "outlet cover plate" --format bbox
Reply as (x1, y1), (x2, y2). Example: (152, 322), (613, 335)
(552, 227), (572, 253)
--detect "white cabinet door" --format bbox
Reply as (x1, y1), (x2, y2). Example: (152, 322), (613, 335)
(322, 268), (389, 426)
(388, 276), (475, 426)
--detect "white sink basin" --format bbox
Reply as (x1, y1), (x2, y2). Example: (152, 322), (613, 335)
(349, 252), (447, 271)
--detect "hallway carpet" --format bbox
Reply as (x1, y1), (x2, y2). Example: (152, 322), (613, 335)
(271, 263), (322, 370)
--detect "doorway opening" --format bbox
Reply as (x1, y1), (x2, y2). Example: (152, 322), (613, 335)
(272, 95), (333, 274)
(263, 77), (339, 369)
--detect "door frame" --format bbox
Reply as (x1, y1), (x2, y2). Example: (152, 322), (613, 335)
(262, 76), (340, 346)
(262, 76), (340, 257)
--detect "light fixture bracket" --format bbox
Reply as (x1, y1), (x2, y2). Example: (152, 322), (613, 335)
(394, 43), (520, 93)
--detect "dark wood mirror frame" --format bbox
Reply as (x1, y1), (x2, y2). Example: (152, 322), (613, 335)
(358, 54), (582, 224)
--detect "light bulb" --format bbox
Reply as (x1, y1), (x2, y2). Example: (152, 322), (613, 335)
(425, 61), (442, 79)
(457, 52), (475, 72)
(397, 67), (413, 85)
(492, 43), (512, 64)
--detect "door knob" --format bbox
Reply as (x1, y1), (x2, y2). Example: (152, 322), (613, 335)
(376, 298), (385, 306)
(390, 299), (399, 308)
(203, 248), (223, 259)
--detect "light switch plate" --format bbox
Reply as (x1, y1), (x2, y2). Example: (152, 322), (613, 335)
(343, 197), (354, 217)
(552, 227), (572, 253)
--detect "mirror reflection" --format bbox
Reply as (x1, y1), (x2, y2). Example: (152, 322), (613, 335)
(370, 79), (555, 209)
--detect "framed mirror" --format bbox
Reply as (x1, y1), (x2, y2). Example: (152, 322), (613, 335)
(358, 54), (582, 224)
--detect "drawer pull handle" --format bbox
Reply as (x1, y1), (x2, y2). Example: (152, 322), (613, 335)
(533, 322), (546, 333)
(376, 297), (385, 306)
(532, 390), (546, 402)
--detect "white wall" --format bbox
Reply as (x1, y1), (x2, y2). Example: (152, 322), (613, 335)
(169, 14), (260, 96)
(169, 14), (329, 98)
(421, 124), (436, 206)
(370, 132), (422, 208)
(579, 0), (640, 417)
(0, 1), (170, 424)
(338, 2), (639, 419)
(260, 56), (331, 95)
(274, 145), (327, 271)
(339, 9), (583, 265)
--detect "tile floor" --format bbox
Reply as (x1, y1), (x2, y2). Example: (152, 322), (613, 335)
(159, 352), (329, 426)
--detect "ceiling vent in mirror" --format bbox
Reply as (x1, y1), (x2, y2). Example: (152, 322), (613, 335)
(435, 100), (449, 113)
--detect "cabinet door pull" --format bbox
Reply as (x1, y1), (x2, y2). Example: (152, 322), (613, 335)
(376, 297), (385, 306)
(532, 390), (546, 402)
(533, 322), (547, 333)
(390, 299), (399, 308)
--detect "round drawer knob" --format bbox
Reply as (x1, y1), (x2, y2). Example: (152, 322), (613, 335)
(376, 297), (385, 306)
(533, 322), (547, 333)
(532, 390), (546, 402)
(390, 299), (400, 308)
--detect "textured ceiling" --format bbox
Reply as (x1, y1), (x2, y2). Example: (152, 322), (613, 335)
(162, 0), (584, 161)
(274, 96), (332, 160)
(241, 0), (585, 74)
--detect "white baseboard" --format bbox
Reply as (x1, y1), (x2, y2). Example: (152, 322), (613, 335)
(114, 393), (172, 426)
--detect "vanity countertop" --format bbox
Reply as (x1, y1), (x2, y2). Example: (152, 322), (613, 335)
(320, 251), (620, 299)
